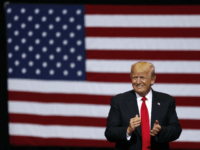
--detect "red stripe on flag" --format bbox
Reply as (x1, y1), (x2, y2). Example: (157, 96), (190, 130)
(169, 142), (200, 149)
(85, 5), (200, 14)
(179, 120), (200, 129)
(175, 97), (200, 107)
(10, 136), (115, 147)
(86, 72), (131, 83)
(9, 114), (200, 129)
(9, 114), (107, 127)
(86, 50), (200, 60)
(86, 27), (200, 37)
(8, 91), (200, 106)
(8, 91), (111, 104)
(86, 72), (200, 84)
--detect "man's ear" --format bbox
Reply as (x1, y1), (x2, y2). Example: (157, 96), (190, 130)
(151, 75), (156, 85)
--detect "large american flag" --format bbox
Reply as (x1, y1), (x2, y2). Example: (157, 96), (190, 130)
(6, 4), (200, 149)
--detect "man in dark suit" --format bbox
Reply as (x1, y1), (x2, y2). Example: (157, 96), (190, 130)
(105, 62), (182, 150)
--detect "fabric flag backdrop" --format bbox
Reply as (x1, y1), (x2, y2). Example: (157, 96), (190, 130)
(6, 4), (200, 149)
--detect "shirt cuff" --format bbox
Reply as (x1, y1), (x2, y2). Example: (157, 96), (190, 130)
(126, 132), (131, 140)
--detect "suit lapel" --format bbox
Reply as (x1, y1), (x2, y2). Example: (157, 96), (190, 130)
(151, 90), (162, 130)
(126, 90), (142, 138)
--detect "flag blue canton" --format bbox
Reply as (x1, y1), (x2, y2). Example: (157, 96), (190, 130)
(6, 4), (86, 80)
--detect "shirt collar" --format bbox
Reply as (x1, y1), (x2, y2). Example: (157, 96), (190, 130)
(135, 89), (152, 101)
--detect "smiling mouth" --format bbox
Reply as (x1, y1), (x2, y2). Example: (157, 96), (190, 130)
(136, 85), (144, 88)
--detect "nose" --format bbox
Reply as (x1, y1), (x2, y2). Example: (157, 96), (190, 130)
(136, 78), (141, 84)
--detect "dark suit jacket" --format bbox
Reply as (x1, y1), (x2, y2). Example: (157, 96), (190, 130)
(105, 89), (182, 150)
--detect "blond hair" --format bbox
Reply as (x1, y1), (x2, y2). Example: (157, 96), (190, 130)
(131, 62), (156, 80)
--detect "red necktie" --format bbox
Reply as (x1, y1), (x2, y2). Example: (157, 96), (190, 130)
(141, 96), (151, 150)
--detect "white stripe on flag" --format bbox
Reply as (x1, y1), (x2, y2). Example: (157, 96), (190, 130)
(86, 37), (200, 50)
(85, 15), (200, 27)
(176, 129), (200, 142)
(86, 60), (200, 73)
(8, 101), (110, 118)
(152, 84), (200, 97)
(8, 101), (200, 120)
(9, 123), (106, 140)
(8, 79), (200, 96)
(176, 107), (200, 120)
(9, 123), (200, 142)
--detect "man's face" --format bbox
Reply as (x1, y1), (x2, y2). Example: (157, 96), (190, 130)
(131, 69), (155, 97)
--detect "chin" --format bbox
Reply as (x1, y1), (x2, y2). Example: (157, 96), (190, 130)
(134, 90), (144, 95)
(135, 88), (144, 93)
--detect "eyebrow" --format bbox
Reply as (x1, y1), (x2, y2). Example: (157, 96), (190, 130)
(131, 76), (146, 78)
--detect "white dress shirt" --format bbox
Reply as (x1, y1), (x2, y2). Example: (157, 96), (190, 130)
(136, 89), (152, 128)
(127, 89), (153, 140)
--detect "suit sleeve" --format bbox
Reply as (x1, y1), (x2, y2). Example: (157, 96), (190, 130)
(104, 96), (129, 142)
(156, 98), (182, 142)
